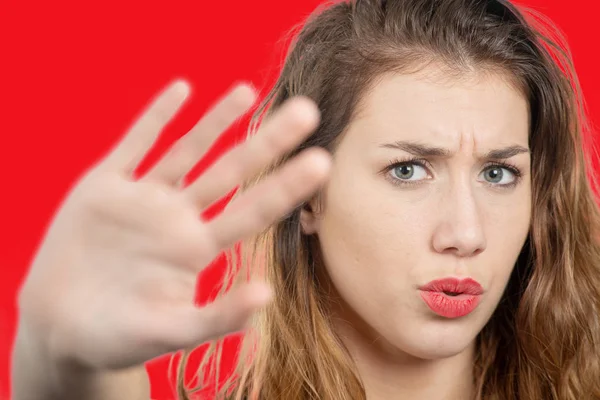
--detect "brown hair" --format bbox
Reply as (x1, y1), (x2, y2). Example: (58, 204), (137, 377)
(178, 0), (600, 398)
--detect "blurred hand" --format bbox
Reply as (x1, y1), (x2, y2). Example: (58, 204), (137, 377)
(16, 80), (331, 370)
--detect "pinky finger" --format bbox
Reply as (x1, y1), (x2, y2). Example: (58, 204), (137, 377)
(207, 148), (331, 250)
(103, 80), (191, 175)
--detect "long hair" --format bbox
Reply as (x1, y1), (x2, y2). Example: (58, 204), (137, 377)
(178, 0), (600, 398)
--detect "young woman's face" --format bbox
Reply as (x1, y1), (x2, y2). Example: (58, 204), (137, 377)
(301, 66), (531, 360)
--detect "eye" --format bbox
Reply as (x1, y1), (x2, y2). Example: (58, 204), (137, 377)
(479, 165), (518, 186)
(390, 162), (429, 182)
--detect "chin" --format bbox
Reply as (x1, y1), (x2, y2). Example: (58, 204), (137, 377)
(406, 342), (472, 361)
(387, 318), (480, 361)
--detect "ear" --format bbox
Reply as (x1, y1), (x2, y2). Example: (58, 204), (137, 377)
(300, 200), (320, 235)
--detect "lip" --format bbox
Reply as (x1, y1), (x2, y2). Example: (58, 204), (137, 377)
(419, 277), (483, 318)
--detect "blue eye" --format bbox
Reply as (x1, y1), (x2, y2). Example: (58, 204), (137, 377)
(479, 165), (520, 186)
(383, 158), (523, 189)
(391, 163), (429, 181)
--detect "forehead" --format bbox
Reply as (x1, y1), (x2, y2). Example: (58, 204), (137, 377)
(345, 67), (530, 151)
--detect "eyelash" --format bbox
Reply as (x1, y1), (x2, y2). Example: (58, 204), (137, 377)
(382, 157), (523, 188)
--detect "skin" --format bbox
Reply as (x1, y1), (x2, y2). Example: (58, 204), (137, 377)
(12, 66), (531, 400)
(301, 66), (532, 399)
(12, 82), (332, 400)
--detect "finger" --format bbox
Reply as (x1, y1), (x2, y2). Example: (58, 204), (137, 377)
(143, 82), (257, 185)
(183, 96), (321, 211)
(207, 147), (331, 250)
(104, 80), (191, 174)
(154, 281), (273, 350)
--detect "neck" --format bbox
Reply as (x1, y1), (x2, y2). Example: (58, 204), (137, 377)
(333, 313), (476, 400)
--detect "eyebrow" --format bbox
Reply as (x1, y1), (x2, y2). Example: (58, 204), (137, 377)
(379, 140), (530, 159)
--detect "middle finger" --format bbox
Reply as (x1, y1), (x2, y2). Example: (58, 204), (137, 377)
(182, 96), (321, 211)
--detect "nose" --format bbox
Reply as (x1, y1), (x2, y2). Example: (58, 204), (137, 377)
(431, 182), (487, 258)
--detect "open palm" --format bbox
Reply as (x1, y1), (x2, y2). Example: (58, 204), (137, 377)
(17, 81), (331, 370)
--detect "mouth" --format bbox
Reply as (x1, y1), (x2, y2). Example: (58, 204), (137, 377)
(419, 277), (484, 296)
(443, 291), (460, 297)
(418, 277), (484, 318)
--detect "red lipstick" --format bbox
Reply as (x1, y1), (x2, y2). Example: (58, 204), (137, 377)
(419, 277), (483, 318)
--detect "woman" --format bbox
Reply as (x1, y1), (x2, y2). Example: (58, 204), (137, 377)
(12, 0), (600, 399)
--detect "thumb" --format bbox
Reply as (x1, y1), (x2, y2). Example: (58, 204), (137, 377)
(157, 281), (273, 351)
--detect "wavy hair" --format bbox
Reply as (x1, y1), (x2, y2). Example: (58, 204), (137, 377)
(177, 0), (600, 398)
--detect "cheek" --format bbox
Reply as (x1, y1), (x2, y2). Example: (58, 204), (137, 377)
(483, 197), (531, 293)
(482, 185), (531, 256)
(316, 171), (433, 295)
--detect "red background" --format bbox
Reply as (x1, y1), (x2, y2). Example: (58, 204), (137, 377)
(1, 1), (598, 399)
